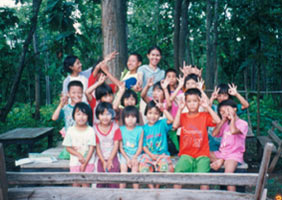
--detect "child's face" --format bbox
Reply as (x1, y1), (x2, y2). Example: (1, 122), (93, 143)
(70, 59), (82, 74)
(124, 115), (137, 128)
(68, 86), (83, 105)
(166, 72), (177, 87)
(74, 109), (88, 127)
(98, 109), (112, 125)
(147, 49), (161, 67)
(101, 94), (114, 103)
(152, 88), (164, 102)
(217, 93), (229, 103)
(219, 105), (237, 119)
(127, 55), (141, 72)
(124, 96), (136, 107)
(185, 79), (197, 90)
(146, 107), (161, 125)
(185, 94), (200, 113)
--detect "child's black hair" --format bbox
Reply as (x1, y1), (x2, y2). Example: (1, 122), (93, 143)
(122, 106), (140, 125)
(95, 83), (113, 101)
(67, 80), (84, 92)
(121, 89), (138, 107)
(185, 88), (202, 98)
(144, 100), (162, 116)
(217, 83), (231, 98)
(64, 55), (78, 73)
(147, 46), (162, 55)
(130, 53), (142, 63)
(217, 99), (237, 119)
(184, 73), (198, 87)
(152, 81), (163, 91)
(72, 102), (93, 126)
(165, 68), (177, 77)
(95, 102), (115, 120)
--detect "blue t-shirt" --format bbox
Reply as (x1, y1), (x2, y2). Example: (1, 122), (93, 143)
(143, 119), (172, 155)
(59, 104), (75, 131)
(137, 64), (165, 97)
(120, 126), (143, 156)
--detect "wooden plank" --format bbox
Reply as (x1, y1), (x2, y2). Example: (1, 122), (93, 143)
(20, 160), (69, 169)
(8, 187), (255, 200)
(268, 143), (282, 173)
(255, 142), (273, 200)
(0, 128), (53, 140)
(6, 172), (258, 186)
(257, 136), (277, 152)
(272, 121), (282, 132)
(260, 189), (267, 200)
(0, 144), (8, 200)
(268, 129), (282, 146)
(247, 126), (254, 137)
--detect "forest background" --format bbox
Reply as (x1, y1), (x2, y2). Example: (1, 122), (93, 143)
(0, 0), (282, 194)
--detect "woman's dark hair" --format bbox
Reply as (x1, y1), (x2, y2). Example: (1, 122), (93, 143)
(72, 102), (93, 126)
(95, 83), (113, 101)
(121, 89), (138, 107)
(130, 53), (142, 62)
(217, 83), (232, 99)
(144, 100), (162, 116)
(147, 46), (162, 55)
(64, 55), (78, 73)
(95, 102), (115, 120)
(67, 80), (84, 91)
(184, 88), (202, 98)
(217, 99), (237, 118)
(122, 106), (139, 125)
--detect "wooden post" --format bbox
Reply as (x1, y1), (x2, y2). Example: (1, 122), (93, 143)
(0, 143), (8, 200)
(254, 142), (273, 200)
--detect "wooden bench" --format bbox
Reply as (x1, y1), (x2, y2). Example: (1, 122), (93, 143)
(0, 143), (273, 200)
(257, 121), (282, 173)
(0, 127), (54, 153)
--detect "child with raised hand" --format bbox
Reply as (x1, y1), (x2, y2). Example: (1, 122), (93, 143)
(52, 80), (84, 136)
(119, 106), (144, 189)
(94, 102), (122, 188)
(113, 83), (144, 125)
(139, 100), (174, 189)
(62, 102), (96, 187)
(173, 88), (220, 190)
(210, 99), (248, 191)
(141, 77), (172, 110)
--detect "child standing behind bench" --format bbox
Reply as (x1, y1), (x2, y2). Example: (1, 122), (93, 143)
(62, 102), (95, 187)
(173, 88), (220, 190)
(210, 99), (248, 191)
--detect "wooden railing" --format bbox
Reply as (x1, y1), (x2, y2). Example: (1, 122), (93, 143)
(0, 143), (274, 200)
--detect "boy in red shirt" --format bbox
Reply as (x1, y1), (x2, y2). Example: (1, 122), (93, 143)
(173, 88), (220, 189)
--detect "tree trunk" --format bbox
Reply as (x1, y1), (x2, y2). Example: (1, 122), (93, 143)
(101, 0), (127, 79)
(212, 0), (219, 86)
(179, 0), (189, 67)
(173, 0), (182, 70)
(205, 0), (213, 90)
(33, 31), (40, 120)
(0, 0), (42, 122)
(256, 39), (261, 136)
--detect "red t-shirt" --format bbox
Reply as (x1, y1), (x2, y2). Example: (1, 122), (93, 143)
(179, 112), (216, 158)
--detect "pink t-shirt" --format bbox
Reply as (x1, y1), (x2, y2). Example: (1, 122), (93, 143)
(214, 119), (248, 163)
(170, 90), (183, 118)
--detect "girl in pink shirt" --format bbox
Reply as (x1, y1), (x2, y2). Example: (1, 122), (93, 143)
(210, 99), (248, 191)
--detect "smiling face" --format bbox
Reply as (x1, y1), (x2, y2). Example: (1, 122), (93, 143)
(101, 94), (114, 103)
(185, 94), (200, 113)
(124, 115), (137, 128)
(74, 109), (88, 127)
(166, 72), (177, 87)
(147, 49), (161, 67)
(70, 59), (82, 74)
(146, 107), (161, 125)
(68, 86), (83, 105)
(98, 109), (112, 126)
(127, 55), (141, 72)
(152, 87), (164, 102)
(217, 93), (229, 103)
(123, 95), (136, 106)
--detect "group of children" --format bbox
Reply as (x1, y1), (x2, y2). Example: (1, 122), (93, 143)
(52, 46), (249, 191)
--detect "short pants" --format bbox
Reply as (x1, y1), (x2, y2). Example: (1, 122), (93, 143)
(70, 164), (95, 172)
(139, 154), (173, 172)
(174, 155), (210, 173)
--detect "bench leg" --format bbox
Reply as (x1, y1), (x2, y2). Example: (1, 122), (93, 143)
(48, 134), (53, 148)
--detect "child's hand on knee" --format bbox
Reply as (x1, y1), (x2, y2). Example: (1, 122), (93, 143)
(106, 159), (113, 171)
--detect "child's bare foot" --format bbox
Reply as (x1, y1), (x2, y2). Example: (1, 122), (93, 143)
(210, 159), (224, 171)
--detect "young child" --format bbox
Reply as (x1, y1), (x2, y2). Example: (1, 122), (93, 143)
(52, 80), (84, 135)
(94, 102), (122, 188)
(113, 83), (144, 125)
(119, 106), (144, 189)
(210, 99), (248, 191)
(208, 83), (249, 151)
(62, 56), (90, 102)
(139, 100), (174, 189)
(62, 102), (96, 187)
(173, 88), (220, 190)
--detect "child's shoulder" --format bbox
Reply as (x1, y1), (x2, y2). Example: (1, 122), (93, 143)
(236, 118), (248, 127)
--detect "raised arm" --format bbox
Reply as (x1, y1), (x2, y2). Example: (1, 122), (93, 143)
(52, 94), (68, 121)
(228, 107), (242, 135)
(228, 83), (249, 110)
(201, 97), (221, 124)
(113, 83), (126, 110)
(100, 62), (122, 87)
(209, 86), (220, 105)
(161, 78), (172, 109)
(85, 74), (106, 102)
(141, 77), (154, 103)
(172, 99), (185, 130)
(170, 75), (184, 102)
(212, 118), (226, 137)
